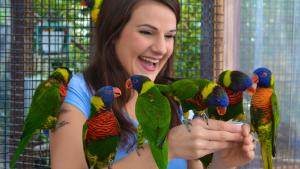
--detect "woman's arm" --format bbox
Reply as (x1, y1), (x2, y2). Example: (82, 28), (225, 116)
(50, 103), (161, 169)
(50, 103), (88, 169)
(50, 103), (253, 169)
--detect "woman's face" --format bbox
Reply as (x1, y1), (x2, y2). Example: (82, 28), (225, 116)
(115, 0), (177, 81)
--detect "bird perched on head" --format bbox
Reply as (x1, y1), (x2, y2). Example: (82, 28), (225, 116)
(10, 67), (72, 169)
(208, 70), (257, 121)
(82, 85), (121, 169)
(158, 78), (229, 127)
(250, 67), (280, 169)
(126, 75), (171, 169)
(81, 0), (103, 23)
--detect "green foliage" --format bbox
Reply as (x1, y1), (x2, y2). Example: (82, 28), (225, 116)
(0, 2), (9, 25)
(33, 0), (90, 73)
(33, 0), (81, 20)
(175, 0), (202, 78)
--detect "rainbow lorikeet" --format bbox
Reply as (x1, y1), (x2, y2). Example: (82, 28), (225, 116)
(202, 70), (257, 168)
(158, 78), (229, 128)
(82, 86), (121, 169)
(10, 67), (72, 169)
(157, 77), (229, 168)
(81, 0), (103, 23)
(250, 67), (280, 169)
(126, 75), (171, 169)
(208, 70), (257, 121)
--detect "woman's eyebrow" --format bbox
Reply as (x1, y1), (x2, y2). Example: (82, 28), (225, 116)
(137, 24), (177, 33)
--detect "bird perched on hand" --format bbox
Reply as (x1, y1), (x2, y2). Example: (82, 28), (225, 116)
(82, 86), (121, 169)
(126, 75), (171, 169)
(158, 78), (229, 127)
(81, 0), (103, 23)
(201, 70), (257, 168)
(250, 67), (280, 169)
(208, 70), (257, 121)
(10, 67), (72, 169)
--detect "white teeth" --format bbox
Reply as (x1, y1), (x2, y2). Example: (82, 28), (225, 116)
(140, 56), (159, 64)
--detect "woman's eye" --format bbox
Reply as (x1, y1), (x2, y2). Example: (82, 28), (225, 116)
(165, 34), (175, 39)
(139, 30), (152, 35)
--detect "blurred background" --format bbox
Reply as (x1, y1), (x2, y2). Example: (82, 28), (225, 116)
(0, 0), (299, 168)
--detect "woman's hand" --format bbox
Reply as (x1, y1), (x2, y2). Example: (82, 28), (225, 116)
(208, 124), (256, 169)
(167, 118), (244, 161)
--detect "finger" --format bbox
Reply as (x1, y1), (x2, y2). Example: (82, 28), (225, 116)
(242, 124), (251, 137)
(243, 143), (256, 160)
(243, 141), (256, 152)
(198, 140), (239, 151)
(243, 133), (254, 145)
(201, 130), (243, 142)
(197, 119), (242, 133)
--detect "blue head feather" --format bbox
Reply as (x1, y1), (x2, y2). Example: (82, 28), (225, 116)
(244, 75), (253, 88)
(130, 75), (150, 93)
(95, 86), (115, 108)
(230, 71), (253, 92)
(253, 67), (272, 88)
(207, 86), (229, 107)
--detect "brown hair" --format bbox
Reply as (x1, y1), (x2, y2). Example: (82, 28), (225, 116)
(83, 0), (181, 149)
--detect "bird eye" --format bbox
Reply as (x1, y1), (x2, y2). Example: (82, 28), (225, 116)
(262, 72), (267, 78)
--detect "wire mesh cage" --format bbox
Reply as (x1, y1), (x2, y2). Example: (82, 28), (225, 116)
(239, 0), (300, 168)
(1, 0), (90, 168)
(0, 0), (219, 168)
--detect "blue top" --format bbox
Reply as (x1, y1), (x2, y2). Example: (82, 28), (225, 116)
(64, 74), (187, 169)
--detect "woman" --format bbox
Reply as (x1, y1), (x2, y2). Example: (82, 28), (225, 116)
(50, 0), (255, 168)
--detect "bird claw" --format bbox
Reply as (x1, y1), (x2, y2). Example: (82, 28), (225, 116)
(184, 119), (192, 132)
(54, 120), (69, 130)
(108, 160), (114, 169)
(195, 111), (209, 125)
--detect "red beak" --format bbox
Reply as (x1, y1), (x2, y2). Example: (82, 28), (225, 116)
(216, 107), (227, 116)
(252, 74), (259, 84)
(113, 87), (121, 98)
(246, 85), (256, 95)
(125, 79), (132, 90)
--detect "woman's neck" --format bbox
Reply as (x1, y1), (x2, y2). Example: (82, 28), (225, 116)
(125, 93), (138, 121)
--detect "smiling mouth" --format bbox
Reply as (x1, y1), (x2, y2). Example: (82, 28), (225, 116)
(138, 56), (160, 71)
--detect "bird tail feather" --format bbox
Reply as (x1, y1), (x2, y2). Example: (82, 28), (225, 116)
(10, 133), (34, 169)
(149, 141), (168, 169)
(261, 141), (273, 169)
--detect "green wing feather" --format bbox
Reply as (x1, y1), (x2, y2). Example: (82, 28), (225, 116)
(271, 91), (279, 156)
(10, 80), (61, 169)
(136, 86), (171, 146)
(135, 86), (171, 169)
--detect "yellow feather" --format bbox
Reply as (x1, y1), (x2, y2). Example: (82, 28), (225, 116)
(91, 0), (103, 23)
(91, 9), (100, 23)
(223, 70), (232, 87)
(141, 81), (155, 94)
(91, 96), (104, 111)
(202, 83), (217, 99)
(94, 0), (102, 9)
(56, 68), (70, 83)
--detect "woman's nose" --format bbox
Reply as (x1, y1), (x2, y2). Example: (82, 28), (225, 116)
(151, 36), (167, 55)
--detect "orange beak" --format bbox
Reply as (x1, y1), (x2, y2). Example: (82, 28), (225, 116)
(216, 107), (227, 116)
(252, 74), (259, 84)
(113, 87), (121, 98)
(246, 85), (256, 96)
(125, 79), (132, 90)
